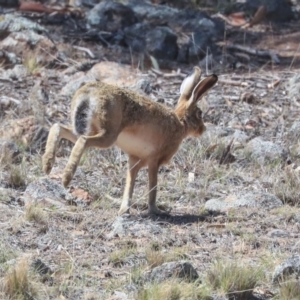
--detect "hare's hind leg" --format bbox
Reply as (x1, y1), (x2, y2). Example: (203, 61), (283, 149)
(119, 156), (143, 215)
(62, 130), (118, 188)
(43, 124), (77, 174)
(147, 162), (166, 215)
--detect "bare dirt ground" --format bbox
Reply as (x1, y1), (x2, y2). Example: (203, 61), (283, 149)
(1, 3), (300, 300)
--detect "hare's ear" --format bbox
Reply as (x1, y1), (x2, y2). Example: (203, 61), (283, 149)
(179, 67), (202, 101)
(187, 74), (218, 108)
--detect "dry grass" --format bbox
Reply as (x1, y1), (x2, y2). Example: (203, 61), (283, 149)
(25, 202), (48, 225)
(206, 260), (264, 299)
(7, 165), (27, 189)
(108, 240), (138, 267)
(277, 280), (300, 300)
(2, 259), (39, 300)
(137, 280), (211, 300)
(23, 55), (43, 75)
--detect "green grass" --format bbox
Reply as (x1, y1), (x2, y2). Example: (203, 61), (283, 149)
(206, 260), (264, 299)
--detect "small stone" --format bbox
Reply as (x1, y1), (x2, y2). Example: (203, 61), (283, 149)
(205, 191), (282, 213)
(147, 261), (199, 283)
(245, 137), (287, 164)
(273, 255), (300, 282)
(268, 229), (290, 238)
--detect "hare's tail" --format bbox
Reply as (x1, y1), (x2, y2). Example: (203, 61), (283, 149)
(73, 98), (91, 135)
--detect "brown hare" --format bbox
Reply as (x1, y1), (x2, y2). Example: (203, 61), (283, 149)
(42, 67), (218, 215)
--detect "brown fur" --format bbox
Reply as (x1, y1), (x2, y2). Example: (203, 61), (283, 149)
(42, 67), (218, 215)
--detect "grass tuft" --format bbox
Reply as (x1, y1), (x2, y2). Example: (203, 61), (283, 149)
(3, 259), (38, 300)
(137, 280), (211, 300)
(25, 202), (48, 225)
(206, 260), (264, 299)
(277, 280), (300, 300)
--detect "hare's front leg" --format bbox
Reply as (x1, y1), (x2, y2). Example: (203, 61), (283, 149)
(43, 124), (77, 174)
(147, 162), (166, 215)
(62, 130), (118, 188)
(118, 156), (142, 215)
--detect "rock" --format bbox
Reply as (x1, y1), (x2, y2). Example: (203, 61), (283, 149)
(129, 0), (177, 23)
(147, 261), (198, 283)
(131, 78), (152, 95)
(268, 229), (290, 238)
(61, 61), (141, 97)
(110, 291), (128, 300)
(225, 0), (294, 22)
(124, 23), (149, 53)
(108, 215), (162, 238)
(0, 30), (56, 65)
(0, 139), (20, 164)
(0, 50), (21, 67)
(124, 23), (178, 61)
(0, 0), (19, 6)
(187, 31), (213, 63)
(287, 73), (300, 101)
(4, 64), (29, 80)
(0, 187), (18, 202)
(87, 1), (137, 31)
(205, 191), (282, 213)
(0, 116), (48, 150)
(288, 120), (300, 140)
(23, 178), (72, 206)
(244, 137), (287, 164)
(0, 14), (47, 35)
(32, 259), (52, 275)
(273, 255), (300, 282)
(146, 26), (178, 61)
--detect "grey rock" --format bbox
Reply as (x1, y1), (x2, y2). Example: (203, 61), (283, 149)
(112, 291), (128, 300)
(245, 137), (287, 164)
(0, 50), (21, 67)
(23, 178), (71, 203)
(205, 191), (282, 213)
(4, 64), (29, 80)
(0, 14), (47, 34)
(288, 120), (300, 140)
(131, 78), (152, 95)
(146, 26), (178, 61)
(268, 229), (290, 238)
(124, 23), (149, 53)
(225, 0), (294, 22)
(124, 23), (178, 60)
(187, 31), (213, 63)
(128, 0), (177, 22)
(273, 255), (300, 282)
(87, 1), (137, 31)
(0, 0), (19, 7)
(108, 215), (162, 238)
(0, 139), (20, 164)
(287, 73), (300, 101)
(147, 261), (198, 283)
(60, 73), (97, 97)
(0, 187), (18, 202)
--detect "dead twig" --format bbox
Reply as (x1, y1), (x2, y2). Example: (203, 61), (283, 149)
(218, 42), (280, 64)
(218, 79), (249, 87)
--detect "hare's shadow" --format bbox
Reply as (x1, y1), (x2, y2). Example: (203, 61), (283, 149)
(140, 211), (220, 225)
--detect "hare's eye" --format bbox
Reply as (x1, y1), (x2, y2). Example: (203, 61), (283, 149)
(196, 110), (202, 119)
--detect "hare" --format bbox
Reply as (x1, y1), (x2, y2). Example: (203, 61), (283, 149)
(42, 67), (218, 215)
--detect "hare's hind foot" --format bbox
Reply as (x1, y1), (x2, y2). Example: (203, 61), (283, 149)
(42, 153), (55, 175)
(118, 204), (130, 216)
(148, 205), (169, 216)
(62, 165), (77, 188)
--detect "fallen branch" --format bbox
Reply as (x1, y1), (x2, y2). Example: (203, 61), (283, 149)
(218, 79), (249, 87)
(218, 42), (280, 64)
